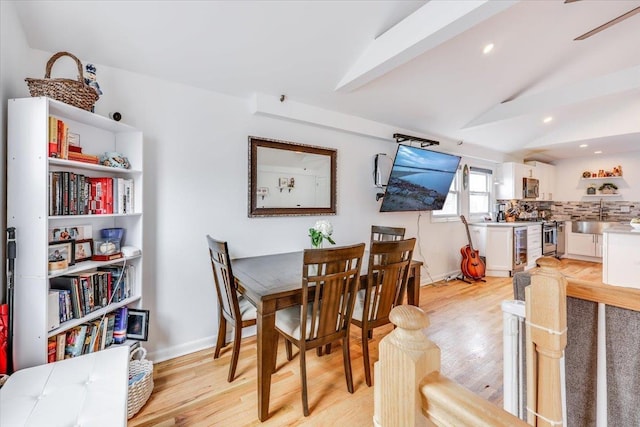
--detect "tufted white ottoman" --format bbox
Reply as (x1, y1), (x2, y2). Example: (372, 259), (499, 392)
(0, 346), (129, 426)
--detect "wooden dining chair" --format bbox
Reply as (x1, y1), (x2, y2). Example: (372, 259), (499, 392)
(370, 225), (406, 243)
(275, 243), (365, 416)
(206, 235), (257, 382)
(351, 237), (416, 386)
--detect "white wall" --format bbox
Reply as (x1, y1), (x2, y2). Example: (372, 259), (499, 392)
(553, 153), (640, 202)
(0, 1), (34, 297)
(1, 1), (509, 362)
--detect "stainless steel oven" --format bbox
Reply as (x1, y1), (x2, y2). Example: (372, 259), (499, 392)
(542, 221), (557, 256)
(513, 226), (528, 272)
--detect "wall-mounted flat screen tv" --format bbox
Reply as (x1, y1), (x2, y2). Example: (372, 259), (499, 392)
(380, 144), (461, 212)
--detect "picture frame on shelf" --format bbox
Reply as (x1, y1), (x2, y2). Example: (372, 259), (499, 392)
(74, 238), (93, 262)
(48, 240), (75, 267)
(49, 225), (92, 243)
(126, 309), (150, 341)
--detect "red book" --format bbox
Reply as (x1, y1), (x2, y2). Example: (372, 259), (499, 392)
(47, 337), (57, 363)
(105, 177), (114, 214)
(92, 252), (123, 262)
(69, 145), (82, 154)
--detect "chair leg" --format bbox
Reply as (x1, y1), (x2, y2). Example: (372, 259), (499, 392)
(316, 347), (323, 357)
(214, 316), (227, 359)
(362, 329), (372, 387)
(367, 329), (373, 340)
(285, 338), (293, 361)
(325, 343), (332, 354)
(342, 336), (354, 394)
(227, 324), (242, 382)
(300, 349), (310, 416)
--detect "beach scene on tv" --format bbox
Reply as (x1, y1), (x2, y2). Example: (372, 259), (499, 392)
(380, 145), (461, 212)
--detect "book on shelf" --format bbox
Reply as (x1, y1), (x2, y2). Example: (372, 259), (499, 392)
(55, 333), (66, 361)
(50, 276), (84, 319)
(68, 151), (99, 164)
(92, 252), (123, 262)
(48, 337), (57, 363)
(48, 116), (58, 157)
(65, 324), (88, 358)
(105, 312), (116, 347)
(49, 172), (134, 216)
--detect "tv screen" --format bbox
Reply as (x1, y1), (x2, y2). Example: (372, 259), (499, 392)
(380, 145), (461, 212)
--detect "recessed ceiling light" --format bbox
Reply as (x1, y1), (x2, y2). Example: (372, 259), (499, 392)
(543, 116), (553, 123)
(483, 43), (494, 54)
(579, 144), (588, 148)
(594, 150), (603, 154)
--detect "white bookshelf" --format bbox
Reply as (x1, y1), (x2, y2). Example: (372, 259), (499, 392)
(7, 97), (144, 369)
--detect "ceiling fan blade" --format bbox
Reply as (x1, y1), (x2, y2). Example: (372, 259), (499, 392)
(575, 7), (640, 40)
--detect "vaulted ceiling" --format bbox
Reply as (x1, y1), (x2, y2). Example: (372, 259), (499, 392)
(13, 0), (640, 162)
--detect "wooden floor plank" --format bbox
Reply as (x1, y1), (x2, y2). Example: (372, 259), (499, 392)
(128, 259), (601, 426)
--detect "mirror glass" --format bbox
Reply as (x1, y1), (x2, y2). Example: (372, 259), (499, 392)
(249, 137), (337, 217)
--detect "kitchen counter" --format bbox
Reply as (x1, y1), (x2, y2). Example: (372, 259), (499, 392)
(602, 224), (639, 235)
(471, 221), (540, 227)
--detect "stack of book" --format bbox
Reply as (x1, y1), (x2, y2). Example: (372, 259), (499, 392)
(48, 172), (134, 216)
(47, 311), (120, 362)
(48, 116), (99, 164)
(49, 265), (133, 320)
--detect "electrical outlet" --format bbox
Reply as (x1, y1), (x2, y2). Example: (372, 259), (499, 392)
(621, 206), (631, 213)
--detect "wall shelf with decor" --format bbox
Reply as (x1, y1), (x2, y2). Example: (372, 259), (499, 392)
(8, 97), (145, 370)
(580, 176), (624, 181)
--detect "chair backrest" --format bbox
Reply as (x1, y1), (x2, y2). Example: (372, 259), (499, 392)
(363, 238), (416, 325)
(371, 225), (406, 244)
(206, 235), (240, 322)
(301, 243), (366, 345)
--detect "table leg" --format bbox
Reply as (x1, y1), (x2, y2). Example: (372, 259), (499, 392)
(257, 301), (278, 421)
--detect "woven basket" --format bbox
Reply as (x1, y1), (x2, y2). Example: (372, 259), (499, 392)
(128, 347), (154, 419)
(25, 51), (99, 111)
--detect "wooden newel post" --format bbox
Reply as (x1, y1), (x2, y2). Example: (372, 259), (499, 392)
(374, 305), (439, 427)
(526, 257), (567, 427)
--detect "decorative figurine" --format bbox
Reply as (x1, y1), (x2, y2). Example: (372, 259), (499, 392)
(84, 64), (103, 96)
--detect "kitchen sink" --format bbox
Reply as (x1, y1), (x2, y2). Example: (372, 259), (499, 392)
(571, 220), (623, 234)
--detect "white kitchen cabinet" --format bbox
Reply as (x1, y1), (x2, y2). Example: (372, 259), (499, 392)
(527, 224), (542, 268)
(526, 161), (556, 201)
(470, 225), (513, 277)
(567, 230), (602, 258)
(602, 230), (640, 289)
(497, 162), (535, 200)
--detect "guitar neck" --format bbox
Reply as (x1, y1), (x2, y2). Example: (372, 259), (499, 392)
(460, 215), (476, 252)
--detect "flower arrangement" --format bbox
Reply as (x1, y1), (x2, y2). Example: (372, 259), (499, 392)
(309, 220), (336, 249)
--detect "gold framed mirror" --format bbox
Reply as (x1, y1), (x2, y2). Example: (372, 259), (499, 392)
(248, 136), (337, 217)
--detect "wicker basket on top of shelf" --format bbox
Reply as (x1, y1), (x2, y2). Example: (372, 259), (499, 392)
(25, 51), (99, 112)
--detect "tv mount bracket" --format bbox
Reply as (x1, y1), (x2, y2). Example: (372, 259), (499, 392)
(393, 133), (439, 148)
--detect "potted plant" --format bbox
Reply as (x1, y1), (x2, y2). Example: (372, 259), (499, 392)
(598, 183), (618, 194)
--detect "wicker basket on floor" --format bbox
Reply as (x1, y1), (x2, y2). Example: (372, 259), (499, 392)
(128, 347), (154, 419)
(25, 51), (99, 111)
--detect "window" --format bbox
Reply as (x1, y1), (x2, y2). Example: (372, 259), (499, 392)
(468, 167), (492, 218)
(432, 171), (460, 221)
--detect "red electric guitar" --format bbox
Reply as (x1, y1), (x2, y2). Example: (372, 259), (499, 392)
(460, 215), (486, 281)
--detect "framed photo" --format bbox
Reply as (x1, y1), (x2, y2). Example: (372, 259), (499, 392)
(126, 309), (150, 341)
(48, 241), (75, 266)
(74, 238), (93, 262)
(49, 225), (92, 243)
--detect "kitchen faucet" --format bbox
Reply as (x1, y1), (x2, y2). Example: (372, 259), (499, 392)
(598, 198), (607, 220)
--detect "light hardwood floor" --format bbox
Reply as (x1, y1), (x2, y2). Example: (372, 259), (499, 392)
(129, 259), (602, 427)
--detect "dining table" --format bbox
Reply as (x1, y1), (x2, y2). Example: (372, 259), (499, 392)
(232, 250), (423, 421)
